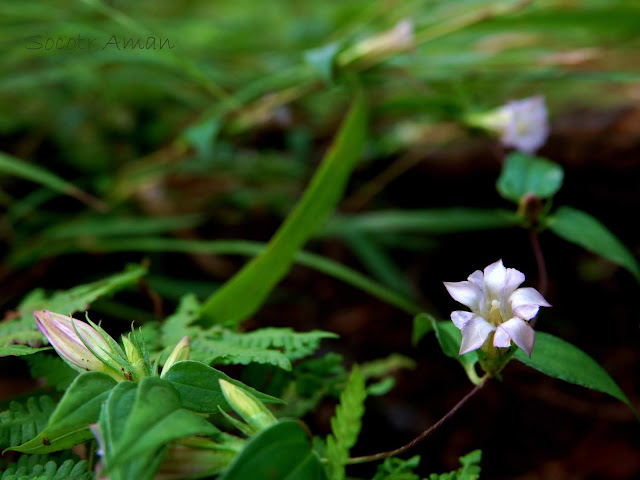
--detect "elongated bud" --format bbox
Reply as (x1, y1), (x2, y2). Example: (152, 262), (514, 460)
(337, 20), (414, 69)
(161, 336), (190, 378)
(219, 379), (276, 432)
(121, 335), (141, 364)
(34, 310), (122, 380)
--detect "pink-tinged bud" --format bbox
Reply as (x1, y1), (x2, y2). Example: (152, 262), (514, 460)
(34, 310), (121, 380)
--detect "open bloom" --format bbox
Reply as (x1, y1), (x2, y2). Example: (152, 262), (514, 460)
(444, 260), (550, 357)
(495, 96), (549, 154)
(466, 96), (549, 154)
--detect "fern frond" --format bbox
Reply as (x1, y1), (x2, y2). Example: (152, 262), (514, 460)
(428, 450), (482, 480)
(326, 365), (366, 480)
(191, 338), (292, 370)
(0, 397), (55, 449)
(219, 328), (337, 361)
(0, 454), (92, 480)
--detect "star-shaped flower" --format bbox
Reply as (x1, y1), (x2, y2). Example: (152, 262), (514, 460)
(444, 259), (550, 357)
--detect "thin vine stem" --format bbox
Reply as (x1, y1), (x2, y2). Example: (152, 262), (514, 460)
(529, 229), (548, 329)
(346, 376), (488, 465)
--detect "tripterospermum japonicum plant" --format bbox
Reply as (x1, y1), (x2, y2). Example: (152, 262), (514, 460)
(3, 4), (640, 475)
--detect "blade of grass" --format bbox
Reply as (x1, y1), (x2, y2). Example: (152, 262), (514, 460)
(8, 237), (421, 316)
(0, 151), (107, 212)
(199, 89), (368, 327)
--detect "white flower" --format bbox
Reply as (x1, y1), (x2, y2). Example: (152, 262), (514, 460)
(466, 96), (549, 154)
(495, 96), (549, 154)
(443, 260), (550, 357)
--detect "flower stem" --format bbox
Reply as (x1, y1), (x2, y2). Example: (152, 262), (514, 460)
(346, 377), (488, 465)
(529, 230), (548, 329)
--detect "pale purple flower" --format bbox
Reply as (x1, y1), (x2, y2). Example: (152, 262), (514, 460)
(496, 96), (549, 154)
(443, 260), (550, 357)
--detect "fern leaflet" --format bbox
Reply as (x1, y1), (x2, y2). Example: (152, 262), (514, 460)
(326, 365), (366, 480)
(0, 454), (91, 480)
(0, 396), (55, 449)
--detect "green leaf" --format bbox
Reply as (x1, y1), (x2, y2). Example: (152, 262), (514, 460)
(9, 372), (117, 454)
(163, 360), (283, 414)
(322, 208), (519, 237)
(220, 419), (327, 480)
(496, 152), (564, 202)
(547, 206), (640, 281)
(0, 454), (92, 480)
(192, 338), (292, 370)
(304, 43), (340, 83)
(99, 377), (219, 474)
(0, 151), (106, 211)
(199, 91), (367, 327)
(326, 366), (366, 480)
(0, 396), (55, 449)
(515, 332), (635, 412)
(209, 328), (338, 362)
(0, 265), (147, 357)
(0, 345), (51, 357)
(428, 449), (482, 480)
(413, 314), (481, 385)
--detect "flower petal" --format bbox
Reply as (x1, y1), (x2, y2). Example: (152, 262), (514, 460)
(493, 325), (512, 348)
(503, 268), (525, 297)
(510, 287), (551, 320)
(495, 317), (535, 357)
(451, 311), (475, 329)
(459, 317), (495, 355)
(467, 270), (485, 288)
(483, 260), (507, 300)
(444, 281), (484, 311)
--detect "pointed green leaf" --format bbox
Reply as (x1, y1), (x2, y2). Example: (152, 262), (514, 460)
(515, 332), (635, 413)
(497, 152), (564, 202)
(8, 372), (117, 453)
(100, 377), (219, 470)
(220, 419), (327, 480)
(547, 206), (640, 281)
(163, 360), (283, 413)
(200, 91), (367, 327)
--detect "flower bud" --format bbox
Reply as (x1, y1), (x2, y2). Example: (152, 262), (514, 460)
(219, 379), (276, 432)
(34, 310), (122, 380)
(161, 336), (190, 378)
(337, 20), (414, 69)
